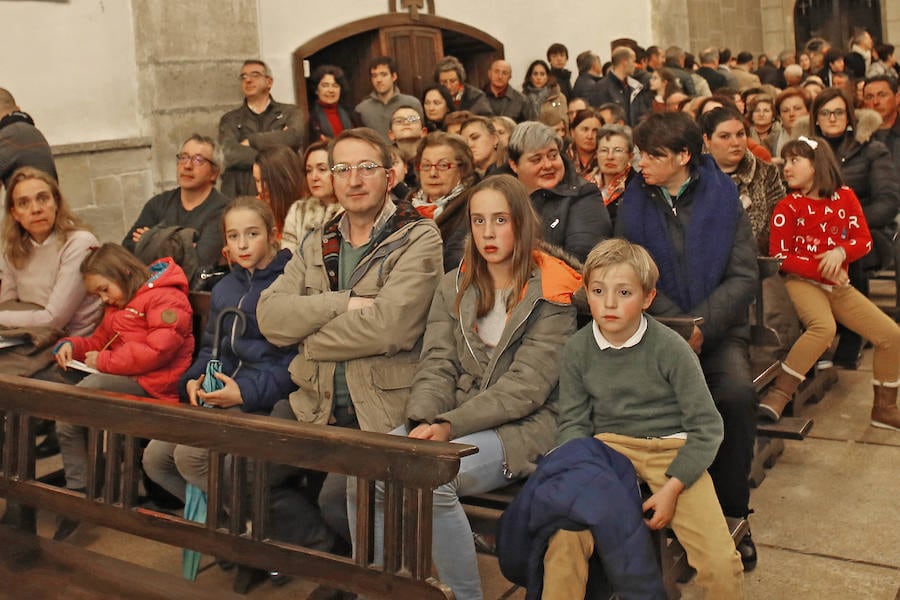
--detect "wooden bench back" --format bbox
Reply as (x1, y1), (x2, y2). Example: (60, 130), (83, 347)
(0, 374), (476, 599)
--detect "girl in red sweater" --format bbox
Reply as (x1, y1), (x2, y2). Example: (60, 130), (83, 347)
(51, 243), (194, 540)
(763, 137), (900, 430)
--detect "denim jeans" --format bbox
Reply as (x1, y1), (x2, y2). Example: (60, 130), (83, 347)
(348, 425), (509, 600)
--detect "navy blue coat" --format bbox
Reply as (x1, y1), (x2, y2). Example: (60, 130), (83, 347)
(179, 248), (297, 413)
(497, 437), (666, 600)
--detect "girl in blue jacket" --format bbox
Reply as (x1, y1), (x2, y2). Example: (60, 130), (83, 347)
(143, 197), (298, 500)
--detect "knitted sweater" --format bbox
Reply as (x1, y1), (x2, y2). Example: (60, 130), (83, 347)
(557, 316), (723, 488)
(0, 230), (102, 337)
(769, 186), (872, 284)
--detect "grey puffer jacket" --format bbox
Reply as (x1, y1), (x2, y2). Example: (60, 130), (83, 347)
(406, 249), (581, 480)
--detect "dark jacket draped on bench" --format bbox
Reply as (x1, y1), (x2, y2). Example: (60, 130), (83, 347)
(497, 437), (666, 600)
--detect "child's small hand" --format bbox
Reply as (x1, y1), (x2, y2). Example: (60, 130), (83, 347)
(642, 477), (684, 530)
(815, 248), (845, 282)
(55, 343), (73, 369)
(84, 351), (99, 369)
(185, 376), (203, 406)
(196, 372), (243, 408)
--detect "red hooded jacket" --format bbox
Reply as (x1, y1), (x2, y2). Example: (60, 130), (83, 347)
(63, 258), (194, 402)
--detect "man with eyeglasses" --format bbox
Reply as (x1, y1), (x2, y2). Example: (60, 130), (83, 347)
(354, 56), (424, 141)
(864, 76), (900, 169)
(218, 59), (305, 198)
(257, 128), (442, 554)
(122, 134), (228, 285)
(387, 105), (426, 188)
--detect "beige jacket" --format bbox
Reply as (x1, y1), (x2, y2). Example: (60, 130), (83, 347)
(257, 205), (443, 433)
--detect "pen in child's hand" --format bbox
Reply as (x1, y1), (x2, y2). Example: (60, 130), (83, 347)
(99, 332), (120, 353)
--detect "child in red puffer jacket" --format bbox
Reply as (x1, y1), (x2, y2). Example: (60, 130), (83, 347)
(51, 243), (194, 540)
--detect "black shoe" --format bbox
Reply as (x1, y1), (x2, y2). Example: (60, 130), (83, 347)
(736, 531), (757, 572)
(232, 565), (268, 594)
(53, 517), (80, 541)
(35, 431), (60, 459)
(268, 570), (291, 587)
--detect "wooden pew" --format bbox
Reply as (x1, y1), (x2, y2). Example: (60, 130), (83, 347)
(0, 374), (476, 600)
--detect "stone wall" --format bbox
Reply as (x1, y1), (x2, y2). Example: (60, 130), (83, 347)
(130, 0), (260, 192)
(686, 0), (765, 56)
(53, 138), (154, 244)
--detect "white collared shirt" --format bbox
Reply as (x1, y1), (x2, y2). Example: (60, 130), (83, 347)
(592, 314), (648, 350)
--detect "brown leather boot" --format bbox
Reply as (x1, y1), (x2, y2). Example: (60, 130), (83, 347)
(758, 370), (803, 422)
(871, 385), (900, 431)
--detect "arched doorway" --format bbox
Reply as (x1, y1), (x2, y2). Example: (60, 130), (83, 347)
(292, 14), (504, 119)
(794, 0), (883, 51)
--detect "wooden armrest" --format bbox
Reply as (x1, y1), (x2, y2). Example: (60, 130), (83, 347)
(757, 416), (814, 440)
(656, 316), (704, 341)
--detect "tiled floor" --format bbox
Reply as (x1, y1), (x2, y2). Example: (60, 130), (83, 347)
(7, 347), (900, 599)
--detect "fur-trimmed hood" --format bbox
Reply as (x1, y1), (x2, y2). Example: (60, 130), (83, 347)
(790, 108), (883, 145)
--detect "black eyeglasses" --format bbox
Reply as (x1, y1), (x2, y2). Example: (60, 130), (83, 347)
(176, 153), (215, 167)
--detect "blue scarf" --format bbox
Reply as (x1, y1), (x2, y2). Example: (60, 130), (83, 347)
(620, 156), (741, 313)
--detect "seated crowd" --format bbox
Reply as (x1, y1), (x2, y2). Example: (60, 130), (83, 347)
(1, 29), (900, 600)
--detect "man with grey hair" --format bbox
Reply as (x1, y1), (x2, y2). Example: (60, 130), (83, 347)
(784, 64), (804, 87)
(218, 59), (305, 198)
(696, 48), (728, 92)
(0, 88), (56, 189)
(122, 133), (228, 286)
(664, 46), (697, 96)
(435, 56), (492, 116)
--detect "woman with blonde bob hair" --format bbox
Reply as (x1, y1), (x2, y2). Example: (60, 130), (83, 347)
(365, 174), (581, 600)
(1, 167), (101, 338)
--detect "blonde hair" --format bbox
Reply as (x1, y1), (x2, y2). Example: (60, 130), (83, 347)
(582, 239), (659, 294)
(3, 167), (91, 269)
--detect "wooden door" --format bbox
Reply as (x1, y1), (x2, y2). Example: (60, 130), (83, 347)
(380, 26), (443, 99)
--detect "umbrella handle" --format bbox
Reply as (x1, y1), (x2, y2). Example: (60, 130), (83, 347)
(209, 307), (247, 360)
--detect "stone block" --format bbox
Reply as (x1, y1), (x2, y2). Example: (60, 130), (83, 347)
(151, 62), (242, 111)
(131, 0), (258, 62)
(121, 171), (154, 226)
(88, 147), (152, 178)
(76, 205), (128, 244)
(91, 176), (124, 209)
(53, 154), (93, 210)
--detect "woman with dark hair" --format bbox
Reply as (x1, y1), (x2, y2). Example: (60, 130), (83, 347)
(565, 109), (602, 180)
(797, 87), (900, 367)
(649, 67), (679, 113)
(748, 94), (780, 156)
(422, 84), (456, 132)
(507, 121), (611, 262)
(522, 60), (560, 121)
(410, 132), (478, 271)
(252, 145), (303, 241)
(281, 141), (342, 250)
(307, 65), (356, 143)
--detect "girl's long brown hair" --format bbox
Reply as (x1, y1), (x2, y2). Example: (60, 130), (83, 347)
(80, 243), (152, 302)
(254, 145), (303, 233)
(455, 175), (542, 318)
(3, 167), (91, 269)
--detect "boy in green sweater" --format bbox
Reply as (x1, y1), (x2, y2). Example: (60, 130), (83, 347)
(543, 239), (744, 599)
